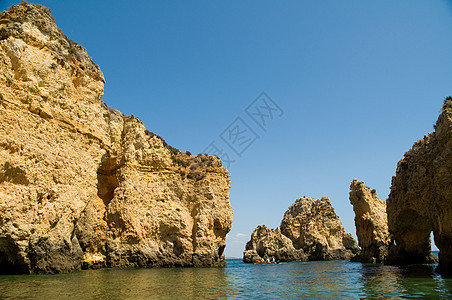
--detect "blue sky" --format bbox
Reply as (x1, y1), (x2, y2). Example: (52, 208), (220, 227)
(2, 0), (451, 257)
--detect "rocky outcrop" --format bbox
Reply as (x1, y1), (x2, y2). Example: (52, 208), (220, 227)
(243, 196), (359, 263)
(386, 98), (452, 273)
(0, 3), (232, 274)
(243, 225), (305, 263)
(349, 179), (390, 263)
(280, 196), (359, 260)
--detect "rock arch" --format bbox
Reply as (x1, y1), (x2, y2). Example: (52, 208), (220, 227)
(388, 208), (434, 264)
(387, 97), (452, 274)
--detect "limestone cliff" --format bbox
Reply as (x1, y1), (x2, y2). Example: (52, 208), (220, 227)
(243, 196), (359, 263)
(349, 179), (390, 263)
(0, 3), (232, 274)
(387, 97), (452, 273)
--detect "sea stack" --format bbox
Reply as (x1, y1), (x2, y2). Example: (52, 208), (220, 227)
(387, 97), (452, 273)
(349, 179), (390, 263)
(0, 3), (232, 274)
(243, 196), (359, 262)
(243, 225), (306, 263)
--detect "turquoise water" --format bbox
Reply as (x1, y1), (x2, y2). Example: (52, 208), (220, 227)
(1, 258), (452, 299)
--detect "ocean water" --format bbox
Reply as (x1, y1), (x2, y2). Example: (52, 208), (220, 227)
(1, 258), (451, 299)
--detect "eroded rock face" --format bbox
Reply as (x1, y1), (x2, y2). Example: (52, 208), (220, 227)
(349, 179), (390, 263)
(387, 98), (452, 273)
(0, 3), (232, 274)
(243, 197), (359, 262)
(280, 196), (359, 260)
(243, 225), (305, 263)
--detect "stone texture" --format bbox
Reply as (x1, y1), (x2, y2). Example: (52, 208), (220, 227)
(349, 179), (390, 263)
(280, 196), (359, 260)
(0, 3), (232, 274)
(386, 97), (452, 273)
(243, 196), (359, 263)
(243, 225), (305, 263)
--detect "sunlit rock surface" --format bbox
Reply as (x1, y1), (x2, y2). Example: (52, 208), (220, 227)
(243, 225), (306, 263)
(349, 179), (390, 263)
(0, 3), (232, 274)
(386, 98), (452, 273)
(244, 196), (359, 262)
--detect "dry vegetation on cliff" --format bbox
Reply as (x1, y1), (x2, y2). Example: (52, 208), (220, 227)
(0, 3), (232, 274)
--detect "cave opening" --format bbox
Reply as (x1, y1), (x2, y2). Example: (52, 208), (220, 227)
(0, 236), (28, 274)
(431, 232), (438, 252)
(218, 244), (225, 258)
(96, 156), (119, 207)
(393, 209), (434, 263)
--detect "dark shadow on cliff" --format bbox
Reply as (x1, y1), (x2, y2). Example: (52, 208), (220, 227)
(0, 236), (29, 274)
(97, 155), (119, 207)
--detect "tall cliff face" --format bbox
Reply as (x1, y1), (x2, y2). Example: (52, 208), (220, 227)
(349, 179), (390, 263)
(243, 196), (359, 263)
(387, 98), (452, 273)
(0, 3), (232, 274)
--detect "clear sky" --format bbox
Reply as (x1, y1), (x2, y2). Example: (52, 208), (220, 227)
(2, 0), (451, 257)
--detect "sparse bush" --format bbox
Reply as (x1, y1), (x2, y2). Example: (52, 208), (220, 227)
(144, 131), (170, 147)
(187, 171), (204, 181)
(443, 96), (452, 111)
(173, 157), (190, 168)
(168, 146), (179, 156)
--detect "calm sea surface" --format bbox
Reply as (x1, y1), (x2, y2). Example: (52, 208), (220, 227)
(1, 256), (452, 299)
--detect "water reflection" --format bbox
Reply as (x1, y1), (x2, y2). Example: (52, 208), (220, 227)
(0, 266), (234, 299)
(224, 260), (365, 299)
(1, 260), (452, 299)
(358, 263), (452, 299)
(359, 263), (408, 298)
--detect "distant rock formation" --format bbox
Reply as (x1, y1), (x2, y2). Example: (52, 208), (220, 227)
(281, 196), (359, 260)
(243, 225), (306, 263)
(0, 3), (232, 274)
(386, 97), (452, 273)
(349, 179), (390, 263)
(243, 196), (359, 263)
